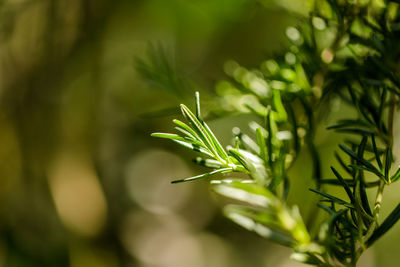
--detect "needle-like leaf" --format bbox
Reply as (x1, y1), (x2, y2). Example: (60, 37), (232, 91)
(171, 168), (233, 184)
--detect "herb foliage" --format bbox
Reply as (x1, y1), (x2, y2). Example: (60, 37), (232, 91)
(148, 1), (400, 266)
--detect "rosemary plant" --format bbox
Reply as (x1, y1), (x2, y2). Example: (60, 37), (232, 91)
(149, 1), (400, 266)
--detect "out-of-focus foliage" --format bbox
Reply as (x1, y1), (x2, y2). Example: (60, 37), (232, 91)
(0, 0), (314, 267)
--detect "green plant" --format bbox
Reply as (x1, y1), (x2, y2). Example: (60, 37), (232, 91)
(149, 1), (400, 266)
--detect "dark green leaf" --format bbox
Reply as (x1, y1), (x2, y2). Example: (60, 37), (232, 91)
(339, 144), (383, 179)
(287, 103), (300, 153)
(371, 135), (383, 170)
(266, 108), (274, 171)
(335, 151), (352, 175)
(309, 189), (354, 209)
(320, 179), (380, 188)
(367, 202), (400, 247)
(331, 167), (355, 203)
(384, 148), (392, 182)
(391, 167), (400, 183)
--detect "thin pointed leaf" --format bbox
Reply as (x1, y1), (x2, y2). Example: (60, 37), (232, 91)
(173, 119), (202, 141)
(223, 205), (294, 247)
(378, 88), (387, 130)
(152, 132), (212, 156)
(181, 104), (228, 162)
(287, 103), (300, 153)
(174, 126), (197, 140)
(348, 164), (385, 178)
(335, 128), (375, 135)
(331, 167), (355, 203)
(327, 119), (371, 130)
(227, 148), (264, 182)
(172, 140), (214, 157)
(344, 139), (385, 155)
(151, 132), (185, 140)
(391, 167), (400, 183)
(180, 104), (219, 156)
(171, 167), (233, 183)
(320, 179), (380, 188)
(384, 148), (392, 182)
(213, 181), (277, 208)
(358, 136), (368, 157)
(256, 127), (267, 163)
(237, 132), (260, 155)
(224, 205), (281, 228)
(266, 108), (274, 171)
(354, 180), (374, 222)
(335, 151), (352, 175)
(367, 202), (400, 247)
(195, 91), (202, 120)
(371, 134), (383, 170)
(273, 90), (287, 122)
(339, 144), (383, 179)
(193, 157), (224, 168)
(203, 120), (230, 160)
(309, 188), (354, 209)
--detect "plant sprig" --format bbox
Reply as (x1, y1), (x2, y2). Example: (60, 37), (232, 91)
(148, 1), (400, 266)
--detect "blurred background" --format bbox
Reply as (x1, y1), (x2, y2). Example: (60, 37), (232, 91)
(0, 0), (399, 266)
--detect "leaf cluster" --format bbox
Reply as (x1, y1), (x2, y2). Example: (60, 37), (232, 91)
(149, 1), (400, 266)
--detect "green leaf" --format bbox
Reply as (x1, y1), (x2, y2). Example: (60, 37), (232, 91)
(384, 148), (392, 183)
(195, 91), (202, 120)
(172, 139), (214, 157)
(193, 157), (224, 168)
(234, 129), (260, 155)
(174, 126), (197, 140)
(180, 104), (229, 163)
(225, 204), (281, 229)
(335, 151), (352, 175)
(272, 90), (288, 122)
(266, 108), (274, 171)
(346, 85), (374, 124)
(151, 132), (213, 157)
(339, 144), (383, 179)
(171, 168), (233, 184)
(287, 103), (300, 153)
(377, 88), (387, 131)
(151, 132), (184, 140)
(344, 139), (385, 155)
(354, 179), (374, 222)
(390, 167), (400, 183)
(256, 127), (267, 163)
(320, 179), (380, 188)
(309, 189), (354, 209)
(228, 148), (254, 172)
(228, 148), (265, 182)
(335, 128), (375, 135)
(224, 205), (294, 247)
(367, 202), (400, 247)
(173, 119), (202, 141)
(327, 119), (371, 130)
(371, 134), (383, 171)
(180, 104), (219, 156)
(213, 181), (277, 208)
(357, 136), (368, 158)
(331, 167), (355, 203)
